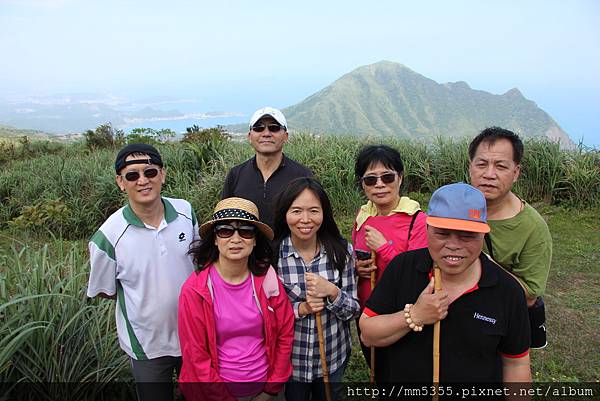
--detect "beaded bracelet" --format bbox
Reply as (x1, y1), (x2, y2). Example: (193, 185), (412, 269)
(404, 303), (424, 332)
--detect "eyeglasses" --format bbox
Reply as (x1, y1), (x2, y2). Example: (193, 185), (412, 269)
(252, 123), (283, 133)
(121, 167), (160, 182)
(214, 224), (257, 239)
(361, 172), (397, 187)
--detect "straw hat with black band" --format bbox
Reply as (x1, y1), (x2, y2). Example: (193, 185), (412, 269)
(200, 197), (274, 240)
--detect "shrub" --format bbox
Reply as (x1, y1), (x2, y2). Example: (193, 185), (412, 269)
(84, 123), (125, 150)
(126, 128), (176, 144)
(8, 198), (69, 237)
(181, 125), (231, 170)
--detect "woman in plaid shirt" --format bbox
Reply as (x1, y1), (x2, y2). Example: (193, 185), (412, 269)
(272, 177), (360, 401)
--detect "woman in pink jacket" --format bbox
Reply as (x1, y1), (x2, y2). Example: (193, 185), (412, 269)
(352, 145), (428, 365)
(178, 197), (294, 401)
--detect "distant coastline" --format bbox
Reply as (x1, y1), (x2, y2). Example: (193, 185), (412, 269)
(119, 114), (247, 134)
(122, 111), (244, 125)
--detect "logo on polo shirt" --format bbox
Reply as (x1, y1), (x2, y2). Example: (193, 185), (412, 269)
(178, 232), (186, 242)
(473, 312), (496, 325)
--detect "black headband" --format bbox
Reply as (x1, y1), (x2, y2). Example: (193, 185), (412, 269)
(122, 158), (161, 169)
(115, 143), (163, 174)
(212, 208), (258, 222)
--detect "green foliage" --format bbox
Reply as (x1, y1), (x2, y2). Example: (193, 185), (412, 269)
(0, 146), (123, 239)
(0, 140), (17, 164)
(182, 125), (230, 143)
(0, 135), (598, 240)
(84, 123), (125, 150)
(555, 149), (600, 207)
(8, 198), (69, 236)
(125, 133), (157, 145)
(127, 127), (176, 144)
(0, 241), (130, 394)
(0, 136), (65, 165)
(181, 125), (231, 170)
(284, 61), (574, 148)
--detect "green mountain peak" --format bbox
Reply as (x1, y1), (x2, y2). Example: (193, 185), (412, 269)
(283, 60), (573, 147)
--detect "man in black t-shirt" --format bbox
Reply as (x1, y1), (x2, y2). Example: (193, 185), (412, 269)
(359, 183), (531, 386)
(222, 106), (312, 229)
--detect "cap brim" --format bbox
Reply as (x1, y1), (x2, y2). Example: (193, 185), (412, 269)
(200, 218), (274, 240)
(250, 113), (286, 130)
(426, 216), (490, 233)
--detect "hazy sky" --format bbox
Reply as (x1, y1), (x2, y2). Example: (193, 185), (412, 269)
(1, 0), (599, 145)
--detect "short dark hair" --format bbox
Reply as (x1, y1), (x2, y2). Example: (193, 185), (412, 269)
(189, 221), (272, 276)
(354, 145), (405, 192)
(272, 177), (350, 274)
(468, 127), (524, 164)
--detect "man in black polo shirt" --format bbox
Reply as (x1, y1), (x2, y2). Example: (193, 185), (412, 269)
(359, 183), (531, 385)
(222, 106), (312, 229)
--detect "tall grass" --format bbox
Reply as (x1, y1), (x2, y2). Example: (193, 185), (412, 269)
(515, 138), (565, 203)
(0, 239), (129, 398)
(0, 136), (598, 240)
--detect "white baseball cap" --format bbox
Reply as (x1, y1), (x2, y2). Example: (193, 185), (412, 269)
(249, 106), (287, 131)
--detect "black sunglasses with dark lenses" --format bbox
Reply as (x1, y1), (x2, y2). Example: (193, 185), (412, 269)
(214, 224), (257, 239)
(361, 172), (397, 187)
(252, 123), (283, 133)
(122, 167), (160, 182)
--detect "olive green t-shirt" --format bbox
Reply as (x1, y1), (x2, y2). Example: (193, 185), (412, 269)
(484, 202), (552, 298)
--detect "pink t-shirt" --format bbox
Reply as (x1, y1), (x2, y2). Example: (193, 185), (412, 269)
(209, 266), (268, 398)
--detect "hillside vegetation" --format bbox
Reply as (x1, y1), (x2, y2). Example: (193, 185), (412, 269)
(0, 124), (53, 139)
(0, 133), (599, 398)
(283, 61), (573, 146)
(0, 134), (597, 239)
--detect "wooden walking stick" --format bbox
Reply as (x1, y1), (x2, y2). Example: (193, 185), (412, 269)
(315, 311), (332, 401)
(432, 264), (442, 401)
(369, 250), (377, 384)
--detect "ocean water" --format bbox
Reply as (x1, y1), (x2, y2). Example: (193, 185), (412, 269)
(120, 115), (248, 134)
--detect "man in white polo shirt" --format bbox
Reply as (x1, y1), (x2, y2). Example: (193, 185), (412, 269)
(87, 143), (198, 401)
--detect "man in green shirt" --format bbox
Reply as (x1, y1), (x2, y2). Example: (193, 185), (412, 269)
(469, 127), (552, 348)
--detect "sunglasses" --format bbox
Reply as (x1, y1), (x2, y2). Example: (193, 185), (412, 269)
(121, 167), (160, 182)
(252, 123), (283, 133)
(361, 172), (397, 187)
(214, 224), (257, 239)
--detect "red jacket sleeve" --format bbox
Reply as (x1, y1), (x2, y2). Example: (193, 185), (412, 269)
(263, 279), (294, 394)
(375, 241), (399, 270)
(178, 284), (235, 401)
(407, 212), (428, 251)
(375, 212), (428, 274)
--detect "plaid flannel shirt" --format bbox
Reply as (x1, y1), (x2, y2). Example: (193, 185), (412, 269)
(277, 236), (360, 382)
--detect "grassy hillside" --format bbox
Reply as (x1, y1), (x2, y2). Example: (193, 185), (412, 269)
(0, 124), (83, 143)
(0, 124), (52, 139)
(0, 134), (598, 398)
(1, 135), (597, 239)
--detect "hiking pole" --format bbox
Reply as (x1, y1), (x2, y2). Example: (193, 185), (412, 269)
(369, 250), (377, 385)
(315, 311), (332, 401)
(432, 264), (442, 401)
